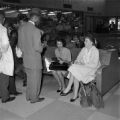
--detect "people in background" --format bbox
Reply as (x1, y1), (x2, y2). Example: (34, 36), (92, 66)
(18, 9), (45, 103)
(51, 38), (71, 93)
(109, 21), (116, 31)
(17, 14), (28, 87)
(65, 34), (75, 49)
(60, 34), (100, 102)
(0, 11), (15, 103)
(8, 29), (22, 96)
(71, 35), (81, 48)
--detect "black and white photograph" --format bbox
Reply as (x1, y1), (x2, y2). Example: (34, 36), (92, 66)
(0, 0), (119, 120)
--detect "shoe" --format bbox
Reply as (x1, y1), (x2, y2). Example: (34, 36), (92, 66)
(30, 97), (45, 103)
(2, 97), (15, 103)
(70, 96), (79, 102)
(57, 88), (62, 93)
(10, 91), (22, 96)
(60, 88), (73, 96)
(60, 91), (69, 96)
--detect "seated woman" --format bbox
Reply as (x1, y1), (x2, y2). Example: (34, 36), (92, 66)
(51, 38), (71, 93)
(60, 34), (101, 102)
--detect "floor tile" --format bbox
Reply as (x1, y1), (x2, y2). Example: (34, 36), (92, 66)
(114, 87), (120, 96)
(88, 112), (119, 120)
(98, 95), (120, 118)
(0, 108), (23, 120)
(58, 94), (97, 111)
(27, 101), (94, 120)
(1, 94), (54, 118)
(0, 74), (120, 120)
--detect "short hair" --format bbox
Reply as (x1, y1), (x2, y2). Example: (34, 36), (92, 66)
(29, 10), (41, 20)
(17, 14), (28, 22)
(56, 37), (66, 47)
(84, 34), (97, 46)
(29, 8), (41, 18)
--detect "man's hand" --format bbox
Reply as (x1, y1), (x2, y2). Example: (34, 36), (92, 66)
(59, 60), (64, 64)
(74, 60), (84, 65)
(74, 60), (79, 64)
(42, 42), (47, 48)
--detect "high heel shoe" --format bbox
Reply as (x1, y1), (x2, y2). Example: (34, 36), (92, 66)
(57, 88), (62, 93)
(60, 90), (72, 96)
(70, 96), (79, 102)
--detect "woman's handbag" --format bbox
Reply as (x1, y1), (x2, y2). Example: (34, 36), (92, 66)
(90, 83), (104, 109)
(49, 62), (69, 71)
(79, 81), (104, 108)
(80, 82), (92, 107)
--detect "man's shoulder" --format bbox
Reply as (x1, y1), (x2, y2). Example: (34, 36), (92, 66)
(33, 27), (42, 35)
(21, 22), (34, 31)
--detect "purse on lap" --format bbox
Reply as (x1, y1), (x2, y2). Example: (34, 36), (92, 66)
(49, 62), (69, 71)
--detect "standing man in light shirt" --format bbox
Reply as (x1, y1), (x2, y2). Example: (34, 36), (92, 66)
(18, 8), (45, 103)
(0, 11), (15, 103)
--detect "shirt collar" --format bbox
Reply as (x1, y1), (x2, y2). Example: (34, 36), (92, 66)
(29, 20), (35, 25)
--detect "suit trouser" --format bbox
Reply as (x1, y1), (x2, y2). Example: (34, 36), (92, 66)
(0, 73), (9, 101)
(9, 76), (17, 94)
(25, 68), (42, 102)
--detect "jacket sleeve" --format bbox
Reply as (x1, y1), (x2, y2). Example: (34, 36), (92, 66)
(33, 29), (43, 53)
(86, 48), (99, 69)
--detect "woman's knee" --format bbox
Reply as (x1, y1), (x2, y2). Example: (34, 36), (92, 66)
(52, 71), (57, 75)
(56, 71), (62, 76)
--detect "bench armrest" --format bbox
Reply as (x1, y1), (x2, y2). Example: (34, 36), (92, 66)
(96, 65), (109, 95)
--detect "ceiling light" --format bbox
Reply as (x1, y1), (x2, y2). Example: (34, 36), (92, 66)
(62, 12), (72, 14)
(5, 10), (16, 14)
(19, 8), (31, 12)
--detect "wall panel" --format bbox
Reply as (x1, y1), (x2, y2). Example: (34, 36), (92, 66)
(20, 0), (105, 15)
(105, 0), (120, 16)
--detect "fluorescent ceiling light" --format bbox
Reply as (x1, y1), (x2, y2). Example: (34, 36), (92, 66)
(22, 11), (29, 14)
(48, 13), (56, 15)
(0, 7), (10, 10)
(62, 12), (72, 14)
(19, 8), (31, 12)
(5, 10), (16, 14)
(41, 12), (46, 14)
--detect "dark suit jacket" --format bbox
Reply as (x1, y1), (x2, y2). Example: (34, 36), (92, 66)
(18, 22), (43, 69)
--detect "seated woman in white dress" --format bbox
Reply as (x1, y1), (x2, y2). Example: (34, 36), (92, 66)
(51, 38), (71, 93)
(60, 34), (101, 102)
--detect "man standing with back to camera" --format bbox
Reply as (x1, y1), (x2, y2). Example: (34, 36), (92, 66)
(18, 9), (45, 103)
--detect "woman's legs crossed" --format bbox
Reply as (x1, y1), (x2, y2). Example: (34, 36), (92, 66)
(52, 71), (62, 90)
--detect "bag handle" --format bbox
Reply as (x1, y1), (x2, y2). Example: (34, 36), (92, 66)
(90, 82), (102, 96)
(80, 82), (87, 96)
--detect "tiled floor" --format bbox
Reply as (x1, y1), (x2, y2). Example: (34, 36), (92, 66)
(0, 75), (120, 120)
